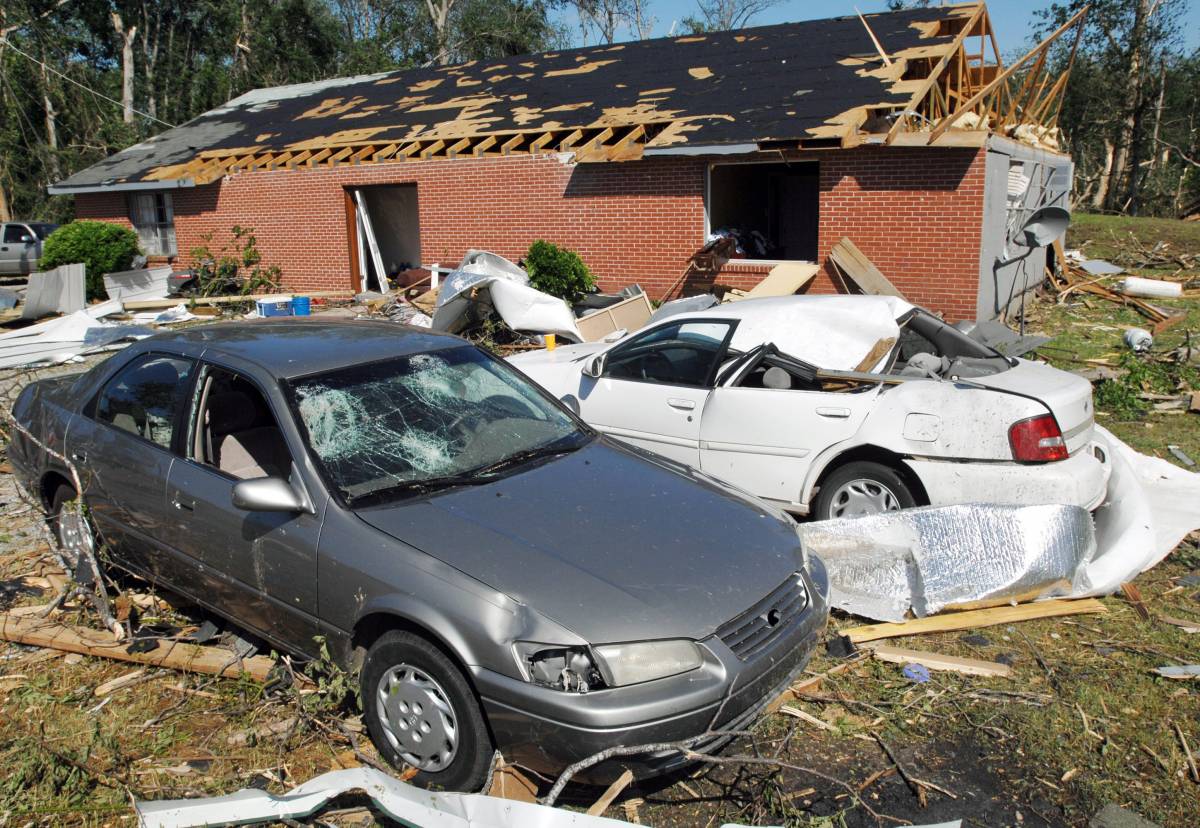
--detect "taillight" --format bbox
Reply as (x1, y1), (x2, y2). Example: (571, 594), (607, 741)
(1009, 414), (1067, 462)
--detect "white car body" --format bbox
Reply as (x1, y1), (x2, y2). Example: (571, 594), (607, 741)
(508, 296), (1110, 518)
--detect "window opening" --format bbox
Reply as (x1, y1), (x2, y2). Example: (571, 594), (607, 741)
(707, 162), (818, 261)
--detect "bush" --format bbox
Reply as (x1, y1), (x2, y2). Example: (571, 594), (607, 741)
(39, 221), (141, 300)
(524, 240), (595, 304)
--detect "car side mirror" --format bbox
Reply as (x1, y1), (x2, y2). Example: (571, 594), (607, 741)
(232, 476), (307, 513)
(581, 354), (606, 379)
(19, 235), (34, 244)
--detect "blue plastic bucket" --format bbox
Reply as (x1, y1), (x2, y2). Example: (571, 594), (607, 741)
(291, 296), (311, 316)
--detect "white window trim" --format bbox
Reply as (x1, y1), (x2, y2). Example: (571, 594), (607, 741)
(703, 159), (820, 267)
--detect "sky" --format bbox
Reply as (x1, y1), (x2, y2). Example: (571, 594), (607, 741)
(556, 1), (1200, 55)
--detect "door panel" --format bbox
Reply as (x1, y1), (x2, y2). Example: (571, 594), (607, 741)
(577, 376), (708, 465)
(699, 387), (877, 506)
(165, 459), (321, 652)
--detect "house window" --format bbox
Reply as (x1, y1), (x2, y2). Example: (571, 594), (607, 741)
(706, 162), (819, 262)
(128, 192), (177, 256)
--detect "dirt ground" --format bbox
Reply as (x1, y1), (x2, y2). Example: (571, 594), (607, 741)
(1, 217), (1198, 827)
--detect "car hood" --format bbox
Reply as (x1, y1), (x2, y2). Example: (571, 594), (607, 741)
(355, 439), (802, 644)
(967, 358), (1095, 454)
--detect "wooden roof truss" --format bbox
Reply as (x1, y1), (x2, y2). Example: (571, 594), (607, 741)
(883, 3), (1088, 146)
(184, 122), (668, 185)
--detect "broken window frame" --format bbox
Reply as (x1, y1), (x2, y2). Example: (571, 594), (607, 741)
(184, 361), (296, 482)
(128, 191), (178, 257)
(704, 159), (820, 265)
(602, 318), (738, 389)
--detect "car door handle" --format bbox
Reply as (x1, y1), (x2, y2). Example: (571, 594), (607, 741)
(667, 398), (696, 411)
(816, 406), (851, 418)
(171, 495), (194, 512)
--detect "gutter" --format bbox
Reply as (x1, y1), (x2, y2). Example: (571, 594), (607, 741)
(47, 178), (197, 196)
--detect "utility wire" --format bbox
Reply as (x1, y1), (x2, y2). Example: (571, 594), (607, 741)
(0, 36), (176, 128)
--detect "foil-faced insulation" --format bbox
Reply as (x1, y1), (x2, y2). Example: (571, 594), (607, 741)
(799, 503), (1097, 622)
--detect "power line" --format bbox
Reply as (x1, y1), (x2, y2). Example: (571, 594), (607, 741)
(0, 36), (176, 128)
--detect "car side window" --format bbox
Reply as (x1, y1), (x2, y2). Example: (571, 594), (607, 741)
(3, 225), (29, 244)
(94, 354), (195, 449)
(604, 321), (734, 387)
(191, 366), (294, 480)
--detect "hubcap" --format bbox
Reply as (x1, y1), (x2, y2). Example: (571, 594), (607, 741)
(375, 664), (458, 772)
(827, 478), (901, 519)
(57, 506), (94, 567)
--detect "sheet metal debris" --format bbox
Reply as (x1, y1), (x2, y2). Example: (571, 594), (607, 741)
(21, 264), (85, 320)
(136, 767), (635, 828)
(103, 266), (173, 303)
(432, 250), (584, 342)
(801, 503), (1096, 622)
(0, 311), (152, 370)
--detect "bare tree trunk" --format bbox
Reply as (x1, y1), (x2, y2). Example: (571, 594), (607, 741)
(1093, 139), (1114, 210)
(38, 53), (59, 179)
(425, 0), (455, 65)
(1108, 0), (1153, 213)
(141, 0), (162, 120)
(111, 10), (138, 124)
(0, 173), (10, 223)
(630, 0), (655, 38)
(1148, 61), (1166, 172)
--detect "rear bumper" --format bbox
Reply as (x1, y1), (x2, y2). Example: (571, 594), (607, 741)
(905, 440), (1111, 512)
(472, 563), (829, 784)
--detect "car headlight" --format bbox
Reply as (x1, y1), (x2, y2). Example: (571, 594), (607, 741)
(513, 642), (605, 693)
(592, 640), (702, 687)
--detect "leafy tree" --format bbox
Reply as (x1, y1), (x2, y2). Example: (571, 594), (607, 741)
(525, 240), (595, 303)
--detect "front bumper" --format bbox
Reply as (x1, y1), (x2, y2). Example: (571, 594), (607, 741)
(472, 563), (829, 784)
(905, 439), (1111, 512)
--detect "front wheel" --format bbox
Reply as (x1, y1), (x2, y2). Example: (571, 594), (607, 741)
(361, 630), (493, 791)
(812, 461), (918, 521)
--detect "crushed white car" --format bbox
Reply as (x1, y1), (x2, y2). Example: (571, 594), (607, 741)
(508, 296), (1111, 520)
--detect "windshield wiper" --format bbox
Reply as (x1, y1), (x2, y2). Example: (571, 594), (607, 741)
(471, 435), (590, 477)
(346, 474), (496, 505)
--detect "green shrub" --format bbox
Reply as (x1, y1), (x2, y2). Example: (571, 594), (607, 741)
(39, 221), (140, 300)
(524, 240), (595, 303)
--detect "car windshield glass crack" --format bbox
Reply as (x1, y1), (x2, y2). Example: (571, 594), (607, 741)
(291, 346), (586, 505)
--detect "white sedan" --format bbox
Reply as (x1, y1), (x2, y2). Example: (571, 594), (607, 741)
(508, 296), (1111, 520)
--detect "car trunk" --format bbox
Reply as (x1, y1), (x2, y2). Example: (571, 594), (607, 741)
(969, 359), (1095, 455)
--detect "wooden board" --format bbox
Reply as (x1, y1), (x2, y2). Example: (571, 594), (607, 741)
(865, 644), (1012, 677)
(123, 290), (355, 311)
(576, 293), (654, 342)
(745, 262), (819, 298)
(842, 598), (1107, 643)
(0, 613), (275, 681)
(829, 238), (906, 299)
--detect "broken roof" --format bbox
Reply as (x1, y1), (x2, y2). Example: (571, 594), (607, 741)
(53, 2), (1079, 194)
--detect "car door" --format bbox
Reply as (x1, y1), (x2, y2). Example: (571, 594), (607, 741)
(0, 224), (34, 274)
(699, 348), (880, 508)
(68, 351), (197, 582)
(163, 361), (322, 654)
(575, 319), (735, 466)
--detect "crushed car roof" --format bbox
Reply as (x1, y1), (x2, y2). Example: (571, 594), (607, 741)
(146, 319), (465, 378)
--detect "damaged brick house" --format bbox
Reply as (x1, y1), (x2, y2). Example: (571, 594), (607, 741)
(52, 2), (1084, 323)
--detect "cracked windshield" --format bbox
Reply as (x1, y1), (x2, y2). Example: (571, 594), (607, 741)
(290, 346), (588, 505)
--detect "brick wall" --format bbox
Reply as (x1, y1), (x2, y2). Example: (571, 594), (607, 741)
(74, 145), (986, 322)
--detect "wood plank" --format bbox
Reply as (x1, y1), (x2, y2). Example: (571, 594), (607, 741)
(349, 145), (376, 164)
(853, 336), (896, 372)
(0, 613), (276, 681)
(500, 134), (524, 155)
(398, 142), (422, 159)
(306, 148), (333, 167)
(746, 262), (818, 298)
(419, 140), (446, 160)
(587, 769), (633, 816)
(843, 598), (1107, 644)
(865, 644), (1012, 677)
(829, 237), (906, 299)
(446, 137), (471, 158)
(558, 129), (584, 151)
(372, 144), (399, 162)
(471, 135), (497, 157)
(122, 290), (355, 310)
(326, 147), (353, 166)
(528, 132), (554, 153)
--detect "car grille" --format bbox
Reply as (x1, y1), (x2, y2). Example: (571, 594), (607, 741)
(716, 574), (808, 661)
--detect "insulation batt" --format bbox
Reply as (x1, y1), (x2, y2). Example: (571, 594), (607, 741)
(801, 426), (1200, 622)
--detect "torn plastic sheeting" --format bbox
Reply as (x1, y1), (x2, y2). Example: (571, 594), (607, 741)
(130, 304), (198, 325)
(136, 766), (636, 828)
(1078, 426), (1200, 596)
(432, 250), (583, 342)
(727, 295), (912, 372)
(799, 504), (1096, 622)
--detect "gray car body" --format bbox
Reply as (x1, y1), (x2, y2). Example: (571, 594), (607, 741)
(9, 320), (829, 780)
(0, 222), (56, 275)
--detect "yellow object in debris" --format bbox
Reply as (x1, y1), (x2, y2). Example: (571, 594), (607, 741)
(545, 334), (556, 351)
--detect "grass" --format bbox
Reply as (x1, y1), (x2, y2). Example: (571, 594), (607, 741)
(1067, 213), (1200, 264)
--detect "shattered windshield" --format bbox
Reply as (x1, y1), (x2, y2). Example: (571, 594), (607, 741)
(289, 346), (590, 506)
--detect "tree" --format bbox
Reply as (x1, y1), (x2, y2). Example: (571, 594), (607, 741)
(682, 0), (779, 33)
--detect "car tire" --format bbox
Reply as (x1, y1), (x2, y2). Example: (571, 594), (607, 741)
(813, 461), (918, 521)
(362, 630), (493, 792)
(49, 483), (95, 569)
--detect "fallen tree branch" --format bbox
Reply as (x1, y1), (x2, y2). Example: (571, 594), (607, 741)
(871, 731), (957, 806)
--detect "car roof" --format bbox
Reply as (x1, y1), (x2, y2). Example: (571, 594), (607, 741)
(661, 294), (915, 327)
(142, 318), (467, 378)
